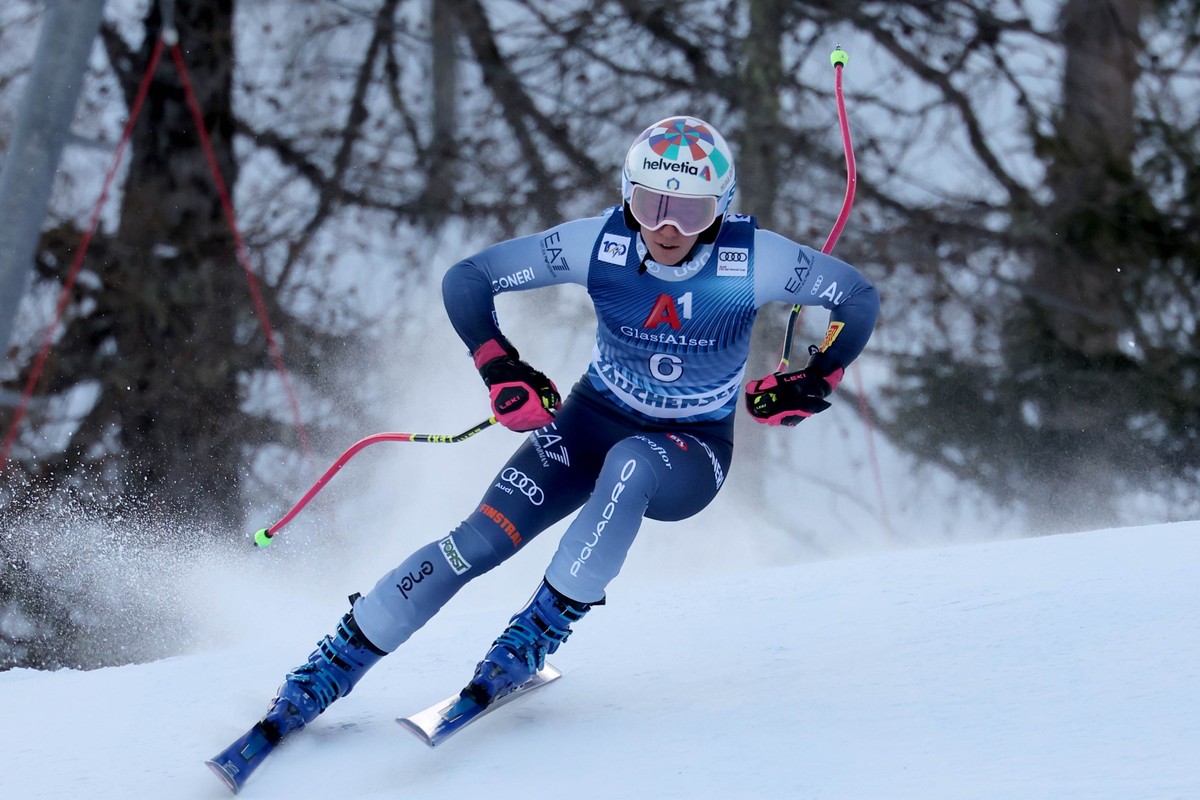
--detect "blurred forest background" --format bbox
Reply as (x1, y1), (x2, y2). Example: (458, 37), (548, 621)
(1, 0), (1197, 669)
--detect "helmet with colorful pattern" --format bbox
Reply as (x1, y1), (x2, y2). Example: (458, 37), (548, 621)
(622, 116), (737, 239)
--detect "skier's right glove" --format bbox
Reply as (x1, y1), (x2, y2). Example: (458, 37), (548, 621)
(474, 339), (561, 432)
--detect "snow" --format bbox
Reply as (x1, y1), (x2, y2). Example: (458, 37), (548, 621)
(1, 520), (1197, 799)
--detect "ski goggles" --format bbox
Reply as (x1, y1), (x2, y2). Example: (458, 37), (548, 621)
(628, 185), (718, 237)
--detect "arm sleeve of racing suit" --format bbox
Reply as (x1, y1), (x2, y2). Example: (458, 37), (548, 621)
(441, 215), (607, 355)
(752, 229), (880, 371)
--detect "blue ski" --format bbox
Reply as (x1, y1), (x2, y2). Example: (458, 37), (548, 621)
(396, 663), (561, 747)
(205, 721), (280, 795)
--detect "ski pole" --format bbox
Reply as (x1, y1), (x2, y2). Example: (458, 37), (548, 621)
(777, 45), (857, 371)
(253, 416), (498, 547)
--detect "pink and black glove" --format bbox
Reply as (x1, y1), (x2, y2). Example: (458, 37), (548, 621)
(745, 353), (844, 427)
(474, 339), (561, 432)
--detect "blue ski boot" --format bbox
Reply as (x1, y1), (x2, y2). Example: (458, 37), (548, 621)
(262, 609), (386, 739)
(463, 580), (592, 706)
(207, 608), (386, 794)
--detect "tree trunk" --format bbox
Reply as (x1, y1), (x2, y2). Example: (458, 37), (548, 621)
(423, 0), (461, 212)
(737, 0), (787, 230)
(1028, 0), (1144, 360)
(101, 0), (245, 526)
(1003, 0), (1148, 528)
(735, 0), (795, 525)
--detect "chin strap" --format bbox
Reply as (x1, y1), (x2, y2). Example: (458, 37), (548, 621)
(637, 251), (651, 274)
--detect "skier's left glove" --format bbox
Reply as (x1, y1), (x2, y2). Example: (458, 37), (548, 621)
(745, 351), (844, 427)
(474, 339), (561, 432)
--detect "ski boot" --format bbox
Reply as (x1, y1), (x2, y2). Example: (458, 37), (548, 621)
(262, 608), (386, 738)
(462, 580), (593, 707)
(207, 607), (385, 793)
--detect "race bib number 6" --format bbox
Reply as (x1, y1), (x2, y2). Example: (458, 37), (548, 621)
(649, 353), (683, 382)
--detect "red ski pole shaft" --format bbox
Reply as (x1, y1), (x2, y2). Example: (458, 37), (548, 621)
(777, 46), (857, 372)
(253, 416), (497, 547)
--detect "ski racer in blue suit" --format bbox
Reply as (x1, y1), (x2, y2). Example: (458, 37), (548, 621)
(247, 116), (879, 748)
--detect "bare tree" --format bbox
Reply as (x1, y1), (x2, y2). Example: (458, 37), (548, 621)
(867, 0), (1200, 530)
(1, 1), (327, 528)
(4, 0), (1199, 668)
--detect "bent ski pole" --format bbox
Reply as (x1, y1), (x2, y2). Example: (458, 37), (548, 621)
(253, 416), (497, 547)
(777, 46), (857, 372)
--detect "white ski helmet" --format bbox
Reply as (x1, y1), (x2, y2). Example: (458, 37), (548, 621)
(622, 115), (737, 237)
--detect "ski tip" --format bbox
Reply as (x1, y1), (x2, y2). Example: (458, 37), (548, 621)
(396, 662), (563, 749)
(205, 758), (241, 795)
(396, 716), (440, 748)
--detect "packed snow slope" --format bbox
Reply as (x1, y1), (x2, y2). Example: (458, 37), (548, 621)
(1, 520), (1196, 800)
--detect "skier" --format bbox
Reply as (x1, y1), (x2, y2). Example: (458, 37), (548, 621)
(216, 115), (878, 778)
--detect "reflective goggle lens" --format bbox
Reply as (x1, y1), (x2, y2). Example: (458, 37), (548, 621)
(629, 186), (717, 237)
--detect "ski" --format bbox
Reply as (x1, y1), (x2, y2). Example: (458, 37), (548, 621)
(205, 721), (280, 795)
(205, 665), (561, 793)
(397, 663), (561, 747)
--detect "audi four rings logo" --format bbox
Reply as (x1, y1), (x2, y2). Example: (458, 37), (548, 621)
(718, 250), (748, 262)
(501, 468), (544, 505)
